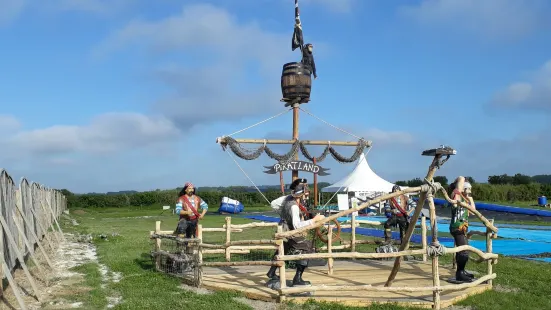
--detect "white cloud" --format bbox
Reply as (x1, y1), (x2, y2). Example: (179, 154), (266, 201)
(489, 59), (551, 112)
(0, 114), (21, 132)
(95, 4), (300, 128)
(398, 0), (550, 39)
(0, 0), (25, 25)
(7, 112), (180, 156)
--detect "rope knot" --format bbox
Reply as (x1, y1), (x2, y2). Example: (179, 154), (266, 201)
(426, 241), (446, 257)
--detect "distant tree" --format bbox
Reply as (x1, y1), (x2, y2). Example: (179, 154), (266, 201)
(407, 178), (424, 187)
(532, 175), (551, 184)
(433, 176), (448, 187)
(395, 181), (407, 186)
(465, 176), (476, 184)
(512, 173), (532, 185)
(488, 174), (513, 185)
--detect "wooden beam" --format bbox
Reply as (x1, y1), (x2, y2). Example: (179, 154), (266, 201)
(216, 138), (372, 147)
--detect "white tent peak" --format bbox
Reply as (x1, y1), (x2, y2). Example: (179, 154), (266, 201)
(321, 152), (397, 193)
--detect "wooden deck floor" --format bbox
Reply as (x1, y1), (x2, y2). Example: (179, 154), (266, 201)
(201, 260), (490, 308)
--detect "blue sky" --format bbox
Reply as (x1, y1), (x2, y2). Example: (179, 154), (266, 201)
(1, 0), (550, 193)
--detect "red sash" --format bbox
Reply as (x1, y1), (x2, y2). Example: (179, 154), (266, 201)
(181, 195), (201, 220)
(299, 203), (309, 218)
(390, 197), (408, 216)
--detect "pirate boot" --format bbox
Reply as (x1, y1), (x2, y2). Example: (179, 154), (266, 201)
(266, 266), (279, 280)
(384, 229), (393, 244)
(292, 265), (311, 286)
(455, 252), (473, 282)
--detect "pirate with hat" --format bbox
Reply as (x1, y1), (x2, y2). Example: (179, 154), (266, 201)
(174, 182), (208, 239)
(267, 178), (309, 282)
(279, 183), (325, 286)
(382, 185), (416, 245)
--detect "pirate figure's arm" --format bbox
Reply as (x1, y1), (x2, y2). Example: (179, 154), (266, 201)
(301, 43), (317, 79)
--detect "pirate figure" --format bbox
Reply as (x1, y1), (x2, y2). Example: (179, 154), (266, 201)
(174, 182), (208, 238)
(449, 177), (475, 283)
(301, 43), (317, 79)
(279, 184), (325, 286)
(267, 178), (309, 282)
(383, 185), (416, 244)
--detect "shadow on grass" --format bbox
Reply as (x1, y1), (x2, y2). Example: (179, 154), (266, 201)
(135, 253), (154, 271)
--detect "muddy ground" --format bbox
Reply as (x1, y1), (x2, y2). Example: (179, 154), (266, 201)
(0, 217), (122, 310)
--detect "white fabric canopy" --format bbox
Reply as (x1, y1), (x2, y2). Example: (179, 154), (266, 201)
(322, 153), (398, 194)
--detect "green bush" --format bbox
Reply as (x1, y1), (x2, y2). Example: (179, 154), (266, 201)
(66, 183), (551, 209)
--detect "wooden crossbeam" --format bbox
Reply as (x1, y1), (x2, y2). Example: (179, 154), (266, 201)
(216, 138), (372, 147)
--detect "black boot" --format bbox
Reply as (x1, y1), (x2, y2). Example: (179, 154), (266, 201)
(455, 253), (473, 283)
(266, 266), (279, 280)
(384, 229), (393, 244)
(292, 265), (311, 286)
(464, 270), (475, 279)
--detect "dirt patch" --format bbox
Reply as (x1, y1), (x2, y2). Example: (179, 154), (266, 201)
(72, 210), (87, 215)
(446, 306), (473, 310)
(0, 229), (123, 310)
(234, 297), (279, 310)
(179, 283), (213, 295)
(494, 284), (520, 293)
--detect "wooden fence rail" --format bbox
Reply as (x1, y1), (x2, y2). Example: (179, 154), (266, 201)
(0, 169), (67, 310)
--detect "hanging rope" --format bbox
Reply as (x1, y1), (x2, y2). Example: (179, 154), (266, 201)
(224, 150), (272, 205)
(320, 147), (372, 209)
(222, 108), (292, 138)
(299, 107), (364, 140)
(427, 241), (446, 257)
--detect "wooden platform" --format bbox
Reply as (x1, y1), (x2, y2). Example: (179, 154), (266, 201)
(201, 260), (490, 308)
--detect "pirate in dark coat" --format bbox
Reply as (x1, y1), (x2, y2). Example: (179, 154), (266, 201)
(383, 185), (416, 244)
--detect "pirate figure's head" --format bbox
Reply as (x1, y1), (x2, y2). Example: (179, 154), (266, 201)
(292, 183), (308, 200)
(305, 43), (313, 53)
(391, 185), (401, 193)
(183, 182), (195, 196)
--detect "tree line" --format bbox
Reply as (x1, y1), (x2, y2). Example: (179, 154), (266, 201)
(59, 180), (550, 210)
(395, 174), (551, 187)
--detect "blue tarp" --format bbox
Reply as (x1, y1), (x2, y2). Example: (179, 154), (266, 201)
(241, 215), (551, 258)
(218, 202), (244, 214)
(426, 197), (551, 217)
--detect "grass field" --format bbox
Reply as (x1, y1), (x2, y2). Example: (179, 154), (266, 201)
(58, 207), (551, 310)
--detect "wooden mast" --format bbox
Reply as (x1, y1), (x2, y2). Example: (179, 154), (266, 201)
(292, 102), (300, 183)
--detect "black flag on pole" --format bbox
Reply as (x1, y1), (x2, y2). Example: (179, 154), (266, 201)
(292, 0), (304, 51)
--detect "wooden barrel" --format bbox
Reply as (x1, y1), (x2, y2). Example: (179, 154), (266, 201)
(281, 62), (312, 102)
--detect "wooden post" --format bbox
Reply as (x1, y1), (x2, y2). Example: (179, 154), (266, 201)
(155, 221), (161, 271)
(44, 196), (66, 242)
(327, 224), (333, 275)
(27, 202), (56, 251)
(279, 171), (285, 194)
(292, 102), (300, 182)
(351, 212), (356, 254)
(196, 224), (203, 287)
(385, 155), (442, 287)
(225, 217), (231, 262)
(12, 216), (47, 280)
(486, 219), (494, 287)
(0, 214), (42, 302)
(427, 195), (441, 310)
(277, 225), (287, 302)
(421, 215), (427, 262)
(313, 157), (318, 207)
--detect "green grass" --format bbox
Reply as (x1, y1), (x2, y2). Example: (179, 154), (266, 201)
(61, 207), (551, 310)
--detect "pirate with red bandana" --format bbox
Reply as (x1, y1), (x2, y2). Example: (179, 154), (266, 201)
(174, 182), (208, 238)
(383, 185), (416, 244)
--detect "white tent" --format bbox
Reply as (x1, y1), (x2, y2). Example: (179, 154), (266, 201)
(322, 153), (398, 195)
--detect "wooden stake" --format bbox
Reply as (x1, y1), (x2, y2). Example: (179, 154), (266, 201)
(196, 224), (203, 287)
(327, 224), (333, 275)
(2, 259), (27, 310)
(313, 157), (318, 207)
(155, 221), (161, 271)
(277, 225), (287, 302)
(486, 219), (494, 287)
(27, 202), (56, 251)
(14, 191), (54, 269)
(351, 213), (356, 254)
(0, 214), (42, 302)
(427, 195), (441, 310)
(44, 195), (65, 242)
(384, 155), (442, 287)
(12, 216), (47, 280)
(421, 215), (427, 262)
(225, 217), (231, 262)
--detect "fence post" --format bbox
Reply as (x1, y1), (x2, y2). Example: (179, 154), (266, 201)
(155, 221), (161, 271)
(426, 195), (441, 310)
(225, 217), (231, 262)
(421, 215), (427, 262)
(327, 224), (333, 275)
(351, 212), (356, 254)
(486, 219), (494, 287)
(196, 224), (203, 287)
(277, 225), (286, 302)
